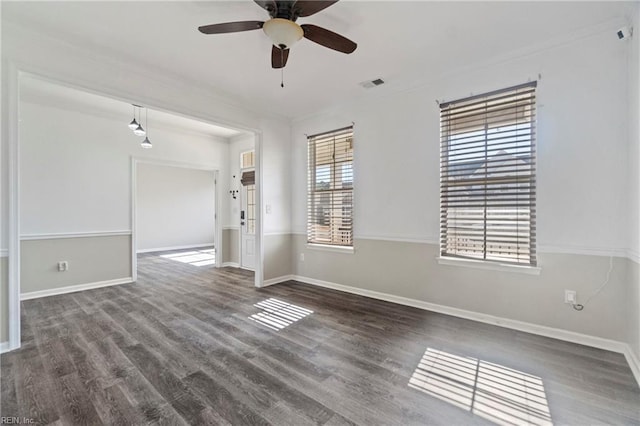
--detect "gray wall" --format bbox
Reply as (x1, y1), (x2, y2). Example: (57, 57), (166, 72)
(293, 235), (629, 342)
(222, 228), (239, 265)
(1, 256), (7, 342)
(264, 234), (292, 281)
(628, 261), (640, 360)
(21, 235), (131, 294)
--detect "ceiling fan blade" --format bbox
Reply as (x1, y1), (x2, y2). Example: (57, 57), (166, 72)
(254, 0), (277, 16)
(271, 45), (290, 68)
(198, 21), (264, 34)
(294, 1), (339, 17)
(301, 24), (357, 54)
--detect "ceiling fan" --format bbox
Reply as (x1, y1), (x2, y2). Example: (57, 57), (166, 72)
(198, 0), (357, 69)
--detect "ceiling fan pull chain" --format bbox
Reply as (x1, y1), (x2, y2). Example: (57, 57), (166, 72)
(281, 48), (285, 88)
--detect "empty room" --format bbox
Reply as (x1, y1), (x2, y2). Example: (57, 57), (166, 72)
(1, 1), (639, 425)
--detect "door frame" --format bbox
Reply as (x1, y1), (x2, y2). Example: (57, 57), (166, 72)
(5, 65), (265, 353)
(131, 158), (221, 280)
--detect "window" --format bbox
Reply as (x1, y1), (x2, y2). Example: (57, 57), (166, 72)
(440, 82), (537, 266)
(241, 150), (255, 169)
(307, 126), (354, 246)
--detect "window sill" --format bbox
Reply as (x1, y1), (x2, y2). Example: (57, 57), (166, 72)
(437, 256), (541, 275)
(306, 243), (354, 254)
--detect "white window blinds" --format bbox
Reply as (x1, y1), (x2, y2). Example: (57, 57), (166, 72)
(440, 82), (537, 266)
(307, 126), (354, 246)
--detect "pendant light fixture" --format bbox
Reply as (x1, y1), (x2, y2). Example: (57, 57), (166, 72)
(140, 108), (152, 149)
(128, 104), (139, 130)
(133, 105), (146, 136)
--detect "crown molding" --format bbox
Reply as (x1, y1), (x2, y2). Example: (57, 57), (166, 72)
(20, 93), (236, 142)
(292, 16), (629, 124)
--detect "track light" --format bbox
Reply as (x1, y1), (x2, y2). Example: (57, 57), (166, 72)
(133, 123), (146, 136)
(128, 104), (140, 130)
(128, 104), (152, 148)
(140, 108), (152, 149)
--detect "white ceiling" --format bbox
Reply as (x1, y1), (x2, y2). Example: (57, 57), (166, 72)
(20, 74), (246, 139)
(2, 1), (633, 119)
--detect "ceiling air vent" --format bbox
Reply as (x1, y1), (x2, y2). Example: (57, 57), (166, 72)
(359, 78), (385, 89)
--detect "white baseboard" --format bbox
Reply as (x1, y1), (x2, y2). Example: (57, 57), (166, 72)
(222, 262), (240, 268)
(0, 341), (10, 354)
(291, 275), (629, 355)
(137, 243), (214, 254)
(21, 277), (133, 301)
(624, 345), (640, 387)
(261, 275), (294, 288)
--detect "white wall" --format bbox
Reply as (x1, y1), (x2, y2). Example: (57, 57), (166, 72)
(293, 30), (628, 252)
(16, 93), (230, 296)
(20, 99), (229, 237)
(260, 118), (293, 236)
(291, 28), (632, 342)
(1, 18), (293, 319)
(137, 164), (216, 252)
(629, 5), (640, 261)
(1, 19), (291, 251)
(626, 2), (640, 368)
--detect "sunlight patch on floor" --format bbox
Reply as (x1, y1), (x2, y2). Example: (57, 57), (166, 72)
(249, 298), (313, 331)
(409, 348), (552, 426)
(160, 249), (216, 266)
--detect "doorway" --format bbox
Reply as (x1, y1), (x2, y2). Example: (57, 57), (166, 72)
(6, 69), (265, 352)
(132, 159), (221, 279)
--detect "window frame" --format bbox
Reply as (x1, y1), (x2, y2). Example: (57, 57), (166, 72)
(306, 126), (354, 249)
(439, 82), (537, 268)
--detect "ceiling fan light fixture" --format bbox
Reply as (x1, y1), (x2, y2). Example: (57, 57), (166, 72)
(263, 18), (303, 49)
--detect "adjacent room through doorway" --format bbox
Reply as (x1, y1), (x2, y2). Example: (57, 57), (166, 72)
(135, 162), (218, 271)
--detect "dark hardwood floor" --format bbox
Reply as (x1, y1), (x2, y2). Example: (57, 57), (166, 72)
(2, 248), (639, 425)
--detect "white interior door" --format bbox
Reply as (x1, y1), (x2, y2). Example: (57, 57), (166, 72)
(241, 183), (256, 270)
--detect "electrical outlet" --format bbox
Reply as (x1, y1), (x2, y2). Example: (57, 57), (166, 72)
(300, 253), (305, 262)
(58, 261), (69, 272)
(564, 290), (576, 304)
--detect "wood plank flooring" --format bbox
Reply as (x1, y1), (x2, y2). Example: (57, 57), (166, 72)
(2, 248), (639, 425)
